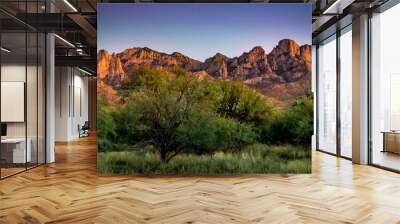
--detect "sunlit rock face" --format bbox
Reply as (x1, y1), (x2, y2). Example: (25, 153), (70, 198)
(98, 39), (311, 107)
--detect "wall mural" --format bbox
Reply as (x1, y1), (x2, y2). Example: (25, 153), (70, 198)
(97, 3), (312, 174)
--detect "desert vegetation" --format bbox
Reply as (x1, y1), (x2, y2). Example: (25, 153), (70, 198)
(97, 66), (312, 174)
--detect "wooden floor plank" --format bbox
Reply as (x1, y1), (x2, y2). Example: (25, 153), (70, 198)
(0, 136), (400, 223)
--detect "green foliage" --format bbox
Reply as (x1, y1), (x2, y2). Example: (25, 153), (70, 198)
(97, 144), (311, 175)
(111, 102), (143, 147)
(122, 73), (216, 162)
(216, 81), (275, 125)
(98, 66), (313, 171)
(178, 110), (257, 155)
(97, 99), (116, 152)
(264, 93), (313, 146)
(118, 66), (171, 98)
(119, 70), (257, 162)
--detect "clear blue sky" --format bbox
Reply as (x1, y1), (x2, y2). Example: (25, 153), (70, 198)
(98, 3), (311, 61)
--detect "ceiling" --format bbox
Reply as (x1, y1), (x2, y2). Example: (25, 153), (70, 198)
(0, 0), (388, 74)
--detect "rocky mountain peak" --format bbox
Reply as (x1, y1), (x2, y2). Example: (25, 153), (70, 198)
(214, 52), (227, 58)
(97, 49), (109, 59)
(141, 47), (153, 52)
(248, 46), (265, 56)
(238, 46), (266, 64)
(267, 39), (311, 83)
(204, 53), (229, 79)
(205, 52), (228, 63)
(300, 45), (312, 62)
(97, 50), (110, 80)
(98, 39), (311, 107)
(300, 45), (312, 72)
(172, 51), (184, 57)
(97, 49), (125, 84)
(272, 39), (300, 58)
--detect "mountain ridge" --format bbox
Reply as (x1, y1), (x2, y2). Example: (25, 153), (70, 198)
(98, 39), (311, 107)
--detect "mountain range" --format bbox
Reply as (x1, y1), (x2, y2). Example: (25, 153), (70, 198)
(97, 39), (311, 107)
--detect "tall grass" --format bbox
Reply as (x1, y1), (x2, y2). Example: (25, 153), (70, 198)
(97, 144), (311, 175)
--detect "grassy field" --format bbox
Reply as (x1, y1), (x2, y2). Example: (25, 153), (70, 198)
(97, 144), (311, 175)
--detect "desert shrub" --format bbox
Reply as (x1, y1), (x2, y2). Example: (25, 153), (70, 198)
(121, 72), (220, 162)
(119, 73), (258, 162)
(97, 99), (117, 152)
(118, 66), (171, 98)
(101, 66), (312, 162)
(264, 93), (313, 146)
(111, 102), (144, 147)
(178, 109), (257, 155)
(289, 93), (313, 145)
(216, 81), (275, 125)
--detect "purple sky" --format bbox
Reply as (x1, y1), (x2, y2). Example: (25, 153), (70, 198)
(98, 3), (311, 61)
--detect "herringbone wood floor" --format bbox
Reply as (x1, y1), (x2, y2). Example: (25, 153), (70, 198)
(1, 136), (400, 224)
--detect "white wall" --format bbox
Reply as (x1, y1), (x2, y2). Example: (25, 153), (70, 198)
(55, 66), (70, 141)
(71, 73), (89, 138)
(55, 67), (89, 141)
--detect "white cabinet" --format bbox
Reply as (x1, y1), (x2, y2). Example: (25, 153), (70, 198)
(1, 138), (32, 163)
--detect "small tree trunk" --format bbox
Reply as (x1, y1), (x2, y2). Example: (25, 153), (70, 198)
(159, 148), (168, 163)
(160, 152), (167, 163)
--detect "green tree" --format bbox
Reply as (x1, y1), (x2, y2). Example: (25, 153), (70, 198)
(123, 73), (215, 162)
(216, 81), (275, 125)
(178, 109), (257, 155)
(119, 70), (259, 162)
(289, 93), (313, 145)
(118, 66), (171, 99)
(265, 93), (313, 146)
(97, 98), (116, 152)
